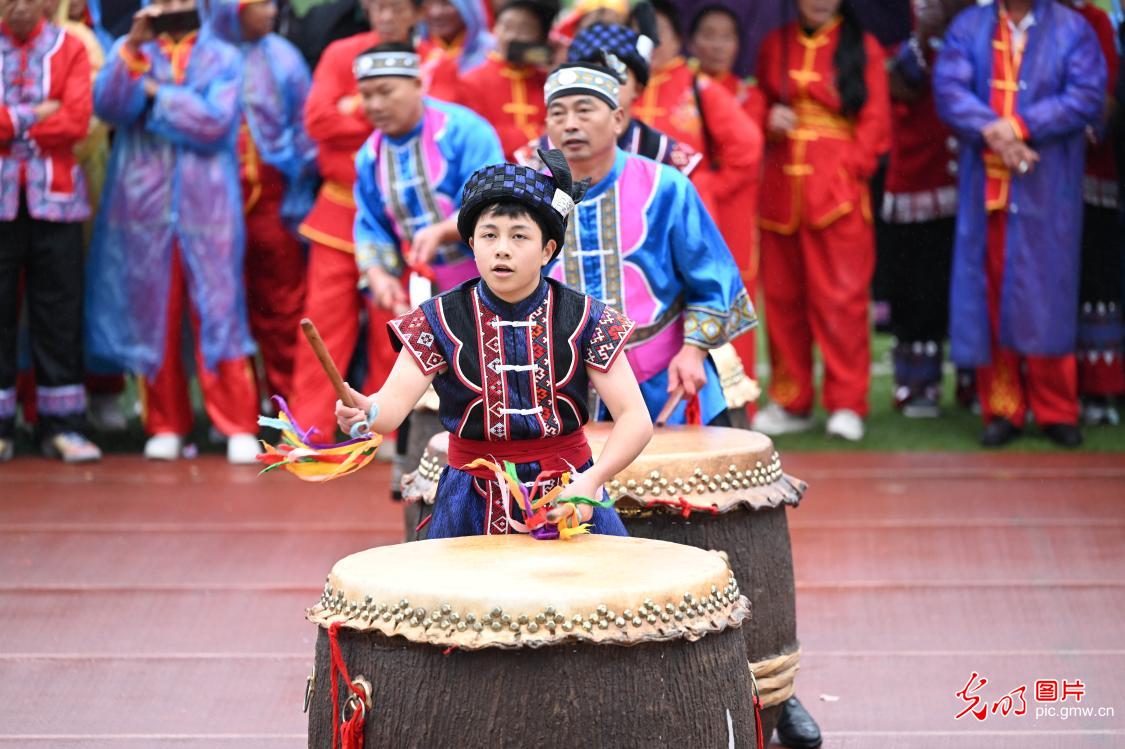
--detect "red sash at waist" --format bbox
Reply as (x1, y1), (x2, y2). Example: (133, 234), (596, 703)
(448, 429), (593, 478)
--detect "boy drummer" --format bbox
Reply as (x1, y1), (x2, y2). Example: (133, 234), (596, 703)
(335, 150), (653, 537)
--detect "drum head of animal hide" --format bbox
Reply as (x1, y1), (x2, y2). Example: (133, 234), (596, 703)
(307, 534), (748, 649)
(586, 424), (806, 514)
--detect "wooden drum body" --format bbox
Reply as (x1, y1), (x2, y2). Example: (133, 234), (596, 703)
(587, 424), (808, 741)
(306, 535), (755, 748)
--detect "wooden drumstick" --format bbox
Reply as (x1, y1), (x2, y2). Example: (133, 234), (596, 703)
(654, 386), (685, 427)
(300, 318), (356, 409)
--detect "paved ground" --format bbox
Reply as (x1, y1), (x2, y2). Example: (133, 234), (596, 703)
(0, 450), (1122, 747)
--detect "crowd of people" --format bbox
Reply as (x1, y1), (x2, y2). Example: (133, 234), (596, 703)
(1, 0), (1122, 466)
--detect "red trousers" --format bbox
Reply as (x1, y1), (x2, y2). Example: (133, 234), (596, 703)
(244, 169), (306, 400)
(978, 213), (1078, 427)
(141, 248), (259, 437)
(760, 209), (874, 417)
(288, 243), (396, 440)
(719, 178), (760, 401)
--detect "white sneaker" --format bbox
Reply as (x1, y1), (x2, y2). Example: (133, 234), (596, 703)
(751, 402), (815, 435)
(226, 433), (262, 465)
(826, 409), (865, 441)
(144, 433), (184, 460)
(44, 432), (103, 463)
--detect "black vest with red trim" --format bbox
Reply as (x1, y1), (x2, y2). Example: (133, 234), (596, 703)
(388, 277), (635, 442)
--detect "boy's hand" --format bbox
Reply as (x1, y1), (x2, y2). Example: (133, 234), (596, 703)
(547, 472), (598, 525)
(334, 382), (374, 435)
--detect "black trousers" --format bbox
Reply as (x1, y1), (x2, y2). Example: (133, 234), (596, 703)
(0, 197), (87, 438)
(883, 217), (957, 344)
(1079, 204), (1122, 311)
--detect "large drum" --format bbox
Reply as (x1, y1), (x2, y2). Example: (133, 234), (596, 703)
(589, 424), (807, 740)
(403, 425), (807, 739)
(306, 535), (755, 747)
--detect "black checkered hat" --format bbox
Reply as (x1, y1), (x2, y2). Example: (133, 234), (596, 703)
(458, 149), (590, 259)
(568, 23), (655, 86)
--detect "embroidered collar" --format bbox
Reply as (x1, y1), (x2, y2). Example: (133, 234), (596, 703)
(477, 277), (549, 321)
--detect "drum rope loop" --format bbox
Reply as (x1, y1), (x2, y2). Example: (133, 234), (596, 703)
(748, 648), (801, 709)
(328, 622), (374, 749)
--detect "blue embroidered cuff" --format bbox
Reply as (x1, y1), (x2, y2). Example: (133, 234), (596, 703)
(356, 240), (403, 277)
(684, 289), (758, 349)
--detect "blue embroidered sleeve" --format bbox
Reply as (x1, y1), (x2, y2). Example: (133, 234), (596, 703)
(583, 300), (635, 372)
(665, 169), (758, 348)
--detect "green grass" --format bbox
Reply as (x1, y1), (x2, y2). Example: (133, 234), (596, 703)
(759, 332), (1125, 452)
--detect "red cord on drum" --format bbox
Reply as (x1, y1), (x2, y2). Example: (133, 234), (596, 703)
(749, 668), (765, 749)
(327, 622), (370, 749)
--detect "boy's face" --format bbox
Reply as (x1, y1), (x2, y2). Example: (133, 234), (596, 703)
(470, 207), (555, 302)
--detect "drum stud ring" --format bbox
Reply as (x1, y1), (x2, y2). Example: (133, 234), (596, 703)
(313, 572), (747, 647)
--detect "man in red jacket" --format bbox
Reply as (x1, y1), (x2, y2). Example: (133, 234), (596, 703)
(290, 0), (420, 439)
(457, 0), (554, 159)
(0, 0), (100, 462)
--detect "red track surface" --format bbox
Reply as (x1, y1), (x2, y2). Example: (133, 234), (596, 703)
(0, 452), (1123, 747)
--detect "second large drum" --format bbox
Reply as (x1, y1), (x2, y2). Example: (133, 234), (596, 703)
(587, 424), (808, 740)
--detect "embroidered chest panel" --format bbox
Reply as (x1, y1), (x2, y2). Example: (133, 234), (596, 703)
(431, 284), (594, 441)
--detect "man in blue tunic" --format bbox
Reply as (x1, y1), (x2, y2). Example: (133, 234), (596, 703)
(351, 42), (504, 310)
(541, 61), (755, 425)
(934, 0), (1106, 447)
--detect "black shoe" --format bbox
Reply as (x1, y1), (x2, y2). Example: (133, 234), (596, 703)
(775, 696), (822, 749)
(980, 418), (1021, 447)
(1043, 423), (1083, 448)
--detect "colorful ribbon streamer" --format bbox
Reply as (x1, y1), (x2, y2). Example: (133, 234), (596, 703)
(256, 396), (382, 482)
(461, 458), (614, 540)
